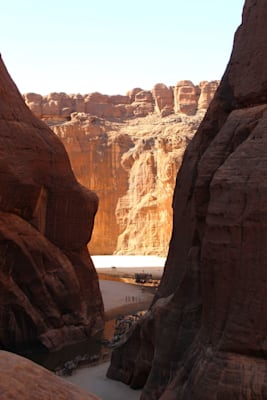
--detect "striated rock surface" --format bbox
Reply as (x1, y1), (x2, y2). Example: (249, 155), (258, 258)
(107, 1), (267, 399)
(152, 83), (174, 117)
(174, 80), (200, 115)
(0, 351), (100, 400)
(25, 81), (218, 255)
(0, 55), (104, 351)
(115, 115), (201, 255)
(52, 114), (133, 254)
(198, 80), (221, 110)
(53, 113), (202, 255)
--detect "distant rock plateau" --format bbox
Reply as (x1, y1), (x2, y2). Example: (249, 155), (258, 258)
(24, 80), (219, 255)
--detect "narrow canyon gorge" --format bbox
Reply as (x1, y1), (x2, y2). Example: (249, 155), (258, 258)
(2, 0), (267, 399)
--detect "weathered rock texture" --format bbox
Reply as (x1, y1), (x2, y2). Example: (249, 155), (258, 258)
(0, 351), (100, 400)
(24, 80), (219, 122)
(0, 55), (104, 352)
(25, 81), (218, 255)
(52, 113), (203, 255)
(107, 1), (267, 399)
(24, 81), (219, 124)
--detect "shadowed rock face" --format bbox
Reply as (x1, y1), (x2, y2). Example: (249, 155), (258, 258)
(0, 55), (104, 351)
(107, 1), (267, 398)
(0, 351), (100, 400)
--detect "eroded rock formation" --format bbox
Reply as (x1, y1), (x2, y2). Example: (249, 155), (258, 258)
(24, 80), (219, 122)
(107, 1), (267, 398)
(0, 55), (104, 351)
(25, 81), (218, 255)
(0, 351), (100, 400)
(52, 113), (203, 255)
(52, 114), (133, 254)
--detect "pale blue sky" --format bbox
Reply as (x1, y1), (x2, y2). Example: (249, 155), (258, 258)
(1, 0), (244, 95)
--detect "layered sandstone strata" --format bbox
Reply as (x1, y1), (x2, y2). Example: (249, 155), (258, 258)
(108, 1), (267, 399)
(0, 351), (100, 400)
(24, 81), (218, 255)
(0, 55), (104, 351)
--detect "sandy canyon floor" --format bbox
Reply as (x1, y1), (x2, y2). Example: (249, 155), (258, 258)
(64, 255), (166, 399)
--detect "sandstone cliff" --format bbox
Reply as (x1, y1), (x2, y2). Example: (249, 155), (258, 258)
(0, 55), (104, 351)
(107, 1), (267, 399)
(24, 81), (219, 255)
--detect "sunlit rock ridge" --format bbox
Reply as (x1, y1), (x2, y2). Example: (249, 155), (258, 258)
(24, 80), (219, 255)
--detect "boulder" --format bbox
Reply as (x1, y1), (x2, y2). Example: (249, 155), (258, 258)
(0, 351), (100, 400)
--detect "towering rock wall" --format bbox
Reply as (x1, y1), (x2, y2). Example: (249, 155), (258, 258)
(108, 1), (267, 399)
(52, 114), (133, 254)
(25, 81), (218, 255)
(115, 115), (200, 255)
(0, 55), (104, 351)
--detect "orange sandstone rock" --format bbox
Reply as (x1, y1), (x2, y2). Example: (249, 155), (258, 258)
(198, 80), (220, 109)
(174, 80), (199, 115)
(152, 83), (174, 116)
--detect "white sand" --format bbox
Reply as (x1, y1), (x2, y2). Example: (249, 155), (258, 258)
(65, 362), (141, 400)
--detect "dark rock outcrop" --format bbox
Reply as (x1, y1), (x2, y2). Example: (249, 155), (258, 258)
(0, 351), (100, 400)
(0, 55), (104, 351)
(108, 1), (267, 399)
